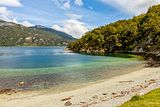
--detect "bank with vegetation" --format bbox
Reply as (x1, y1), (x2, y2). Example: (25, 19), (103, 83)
(68, 4), (160, 65)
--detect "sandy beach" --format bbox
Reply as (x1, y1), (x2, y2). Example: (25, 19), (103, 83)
(0, 67), (160, 107)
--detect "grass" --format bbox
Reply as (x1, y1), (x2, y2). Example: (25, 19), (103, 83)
(120, 88), (160, 107)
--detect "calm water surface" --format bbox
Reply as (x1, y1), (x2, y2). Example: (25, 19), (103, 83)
(0, 47), (144, 92)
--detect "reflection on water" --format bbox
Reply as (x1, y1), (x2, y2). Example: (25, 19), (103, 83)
(0, 47), (144, 91)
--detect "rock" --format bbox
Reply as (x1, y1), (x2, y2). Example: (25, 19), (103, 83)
(92, 95), (98, 99)
(7, 93), (12, 95)
(131, 88), (136, 92)
(100, 96), (108, 101)
(89, 99), (92, 101)
(61, 97), (72, 101)
(148, 79), (156, 85)
(102, 93), (108, 95)
(147, 61), (160, 67)
(121, 91), (130, 95)
(113, 94), (124, 98)
(0, 88), (12, 94)
(112, 92), (117, 95)
(25, 37), (33, 43)
(64, 101), (72, 106)
(18, 81), (25, 86)
(137, 84), (148, 89)
(139, 47), (144, 52)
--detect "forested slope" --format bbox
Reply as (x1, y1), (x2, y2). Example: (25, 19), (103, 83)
(68, 5), (160, 56)
(0, 20), (75, 46)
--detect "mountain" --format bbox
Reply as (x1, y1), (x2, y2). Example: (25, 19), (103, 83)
(31, 25), (75, 41)
(0, 20), (75, 46)
(68, 4), (160, 60)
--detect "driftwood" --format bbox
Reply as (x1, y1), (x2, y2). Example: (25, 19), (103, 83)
(61, 97), (72, 101)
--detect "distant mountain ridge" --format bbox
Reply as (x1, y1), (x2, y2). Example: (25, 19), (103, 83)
(31, 25), (75, 41)
(0, 20), (75, 46)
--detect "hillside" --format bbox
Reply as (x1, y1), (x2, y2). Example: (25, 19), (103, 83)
(32, 25), (75, 41)
(0, 20), (75, 46)
(68, 4), (160, 60)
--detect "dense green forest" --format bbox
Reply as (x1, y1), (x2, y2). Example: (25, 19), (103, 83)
(68, 5), (160, 57)
(0, 20), (75, 46)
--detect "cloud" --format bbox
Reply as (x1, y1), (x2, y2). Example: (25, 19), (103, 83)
(52, 19), (89, 38)
(75, 0), (83, 6)
(52, 24), (62, 31)
(0, 6), (13, 21)
(100, 0), (160, 15)
(11, 19), (33, 27)
(20, 20), (33, 27)
(53, 0), (84, 9)
(0, 0), (22, 7)
(66, 13), (83, 19)
(52, 0), (71, 9)
(0, 1), (33, 27)
(0, 6), (17, 22)
(0, 6), (33, 27)
(63, 1), (70, 9)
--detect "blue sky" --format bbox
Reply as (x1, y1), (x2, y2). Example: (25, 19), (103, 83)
(0, 0), (160, 38)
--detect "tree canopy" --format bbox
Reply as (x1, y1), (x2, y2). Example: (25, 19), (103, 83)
(68, 4), (160, 54)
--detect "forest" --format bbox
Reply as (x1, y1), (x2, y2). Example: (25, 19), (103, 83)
(0, 21), (75, 46)
(68, 4), (160, 58)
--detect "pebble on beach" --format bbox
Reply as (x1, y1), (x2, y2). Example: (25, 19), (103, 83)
(64, 101), (72, 106)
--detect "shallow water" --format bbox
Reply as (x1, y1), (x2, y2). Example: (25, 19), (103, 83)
(0, 47), (144, 91)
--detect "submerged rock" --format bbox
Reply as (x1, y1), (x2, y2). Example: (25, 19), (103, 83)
(0, 88), (16, 95)
(18, 81), (25, 86)
(0, 88), (12, 94)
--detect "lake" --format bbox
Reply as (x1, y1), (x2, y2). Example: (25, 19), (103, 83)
(0, 47), (144, 92)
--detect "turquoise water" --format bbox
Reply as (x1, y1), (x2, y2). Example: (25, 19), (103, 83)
(0, 47), (143, 91)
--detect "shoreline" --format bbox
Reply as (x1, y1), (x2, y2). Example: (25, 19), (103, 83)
(0, 67), (160, 107)
(0, 63), (144, 94)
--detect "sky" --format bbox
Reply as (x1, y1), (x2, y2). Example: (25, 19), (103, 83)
(0, 0), (160, 38)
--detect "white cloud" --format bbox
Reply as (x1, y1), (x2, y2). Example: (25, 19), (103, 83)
(20, 20), (33, 27)
(52, 0), (71, 9)
(10, 19), (33, 27)
(0, 6), (13, 21)
(52, 19), (89, 38)
(0, 1), (33, 27)
(52, 24), (62, 31)
(53, 0), (84, 9)
(0, 6), (33, 27)
(63, 1), (70, 9)
(75, 0), (83, 6)
(0, 6), (17, 22)
(0, 0), (22, 7)
(100, 0), (160, 15)
(66, 13), (83, 19)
